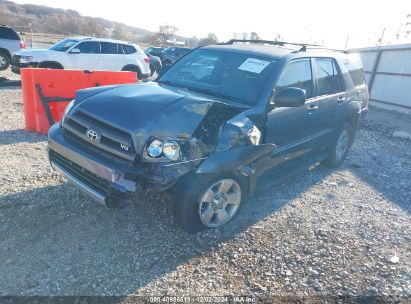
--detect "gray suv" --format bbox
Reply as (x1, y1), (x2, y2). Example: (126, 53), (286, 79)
(48, 40), (368, 232)
(160, 47), (191, 69)
(0, 25), (25, 71)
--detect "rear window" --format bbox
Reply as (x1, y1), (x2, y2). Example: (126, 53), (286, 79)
(344, 55), (366, 86)
(0, 26), (20, 40)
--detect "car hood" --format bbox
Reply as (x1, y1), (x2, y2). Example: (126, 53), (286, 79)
(71, 82), (245, 153)
(13, 49), (63, 59)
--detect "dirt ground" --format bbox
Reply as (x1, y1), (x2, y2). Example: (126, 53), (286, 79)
(0, 70), (410, 300)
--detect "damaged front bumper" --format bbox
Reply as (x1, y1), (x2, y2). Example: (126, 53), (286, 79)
(48, 123), (277, 206)
(48, 124), (196, 205)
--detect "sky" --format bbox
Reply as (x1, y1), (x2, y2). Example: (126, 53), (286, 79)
(13, 0), (411, 48)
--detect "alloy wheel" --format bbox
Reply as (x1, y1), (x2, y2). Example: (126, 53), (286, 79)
(198, 179), (241, 228)
(336, 130), (350, 161)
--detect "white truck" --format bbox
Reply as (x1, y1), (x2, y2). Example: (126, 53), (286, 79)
(12, 37), (150, 79)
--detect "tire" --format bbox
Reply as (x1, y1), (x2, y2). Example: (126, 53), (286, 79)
(173, 174), (243, 233)
(325, 122), (353, 168)
(0, 51), (11, 71)
(163, 60), (172, 70)
(149, 64), (155, 77)
(122, 66), (142, 80)
(39, 62), (63, 70)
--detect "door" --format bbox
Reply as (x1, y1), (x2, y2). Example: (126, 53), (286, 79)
(310, 57), (345, 147)
(66, 41), (101, 71)
(99, 42), (122, 71)
(265, 58), (316, 168)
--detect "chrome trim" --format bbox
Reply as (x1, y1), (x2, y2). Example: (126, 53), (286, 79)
(163, 157), (208, 167)
(51, 161), (107, 206)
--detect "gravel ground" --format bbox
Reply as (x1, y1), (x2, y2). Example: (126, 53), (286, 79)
(0, 83), (410, 300)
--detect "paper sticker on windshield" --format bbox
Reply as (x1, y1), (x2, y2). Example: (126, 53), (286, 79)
(238, 58), (270, 74)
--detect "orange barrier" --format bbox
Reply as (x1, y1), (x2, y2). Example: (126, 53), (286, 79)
(21, 68), (137, 134)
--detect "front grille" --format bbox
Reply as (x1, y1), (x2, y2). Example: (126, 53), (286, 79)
(51, 151), (111, 195)
(11, 55), (21, 66)
(63, 110), (135, 161)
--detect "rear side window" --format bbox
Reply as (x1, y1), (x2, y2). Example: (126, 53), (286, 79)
(344, 55), (366, 86)
(276, 59), (313, 98)
(315, 58), (343, 95)
(0, 27), (20, 40)
(77, 41), (100, 54)
(100, 42), (118, 54)
(121, 44), (136, 54)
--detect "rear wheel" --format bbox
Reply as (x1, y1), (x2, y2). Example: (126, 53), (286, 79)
(163, 60), (172, 70)
(173, 175), (243, 233)
(149, 64), (155, 77)
(0, 51), (11, 71)
(122, 66), (142, 80)
(325, 122), (353, 168)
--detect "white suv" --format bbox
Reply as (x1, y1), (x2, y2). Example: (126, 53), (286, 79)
(11, 37), (150, 79)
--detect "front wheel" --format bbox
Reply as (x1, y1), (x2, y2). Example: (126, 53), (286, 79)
(173, 175), (243, 233)
(325, 122), (353, 168)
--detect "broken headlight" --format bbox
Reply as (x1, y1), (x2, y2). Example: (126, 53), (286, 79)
(146, 139), (181, 161)
(61, 99), (75, 127)
(147, 139), (163, 158)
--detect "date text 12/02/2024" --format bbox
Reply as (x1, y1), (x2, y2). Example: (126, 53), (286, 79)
(149, 296), (257, 303)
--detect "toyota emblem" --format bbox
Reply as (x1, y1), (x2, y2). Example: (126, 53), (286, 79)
(86, 129), (99, 141)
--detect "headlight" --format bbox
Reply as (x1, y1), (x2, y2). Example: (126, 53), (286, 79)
(146, 139), (181, 161)
(147, 140), (163, 158)
(61, 99), (75, 125)
(19, 56), (33, 64)
(162, 141), (180, 161)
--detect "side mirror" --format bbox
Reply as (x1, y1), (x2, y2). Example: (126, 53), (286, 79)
(70, 48), (80, 54)
(273, 87), (306, 107)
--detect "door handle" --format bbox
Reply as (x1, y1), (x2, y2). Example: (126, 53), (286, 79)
(308, 104), (319, 110)
(307, 104), (319, 114)
(338, 96), (345, 104)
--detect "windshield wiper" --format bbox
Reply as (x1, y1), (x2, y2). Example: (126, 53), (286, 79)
(185, 87), (239, 103)
(157, 80), (189, 89)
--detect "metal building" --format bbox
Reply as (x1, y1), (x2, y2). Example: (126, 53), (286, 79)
(350, 44), (411, 114)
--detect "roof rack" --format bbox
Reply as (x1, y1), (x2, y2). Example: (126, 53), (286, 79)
(220, 39), (348, 54)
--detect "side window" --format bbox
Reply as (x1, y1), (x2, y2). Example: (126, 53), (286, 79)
(122, 45), (136, 54)
(77, 41), (100, 54)
(118, 44), (125, 54)
(276, 59), (313, 98)
(344, 56), (366, 86)
(315, 58), (342, 95)
(100, 42), (118, 54)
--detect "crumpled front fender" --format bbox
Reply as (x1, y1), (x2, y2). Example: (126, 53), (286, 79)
(196, 144), (276, 174)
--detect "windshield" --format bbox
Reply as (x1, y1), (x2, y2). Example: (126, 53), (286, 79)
(157, 49), (276, 105)
(49, 39), (79, 52)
